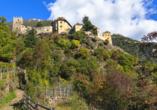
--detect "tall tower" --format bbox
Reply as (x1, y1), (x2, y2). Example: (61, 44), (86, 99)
(103, 31), (112, 44)
(12, 17), (23, 34)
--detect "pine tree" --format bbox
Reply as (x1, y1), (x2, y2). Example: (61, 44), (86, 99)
(35, 22), (43, 27)
(24, 29), (38, 48)
(82, 16), (94, 31)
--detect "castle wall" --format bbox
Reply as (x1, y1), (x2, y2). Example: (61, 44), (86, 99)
(103, 33), (112, 44)
(21, 25), (27, 34)
(54, 20), (72, 34)
(35, 26), (52, 34)
(74, 25), (82, 32)
(12, 17), (23, 34)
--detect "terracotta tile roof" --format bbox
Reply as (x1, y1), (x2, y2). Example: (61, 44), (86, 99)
(94, 26), (99, 29)
(51, 17), (72, 27)
(75, 23), (83, 25)
(103, 31), (110, 33)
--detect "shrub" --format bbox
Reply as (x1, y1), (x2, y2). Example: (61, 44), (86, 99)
(99, 43), (103, 46)
(56, 37), (71, 49)
(79, 38), (86, 44)
(94, 48), (110, 61)
(64, 48), (74, 57)
(73, 31), (85, 40)
(24, 82), (36, 100)
(71, 40), (81, 49)
(66, 98), (73, 106)
(59, 63), (72, 80)
(91, 38), (97, 42)
(104, 39), (109, 45)
(76, 47), (90, 59)
(67, 59), (80, 67)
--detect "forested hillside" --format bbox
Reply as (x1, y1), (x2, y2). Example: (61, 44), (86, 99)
(112, 34), (156, 62)
(6, 19), (52, 31)
(2, 16), (157, 109)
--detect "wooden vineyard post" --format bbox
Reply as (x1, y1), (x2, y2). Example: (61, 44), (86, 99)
(63, 88), (65, 97)
(13, 72), (15, 77)
(45, 86), (47, 96)
(23, 69), (26, 79)
(51, 107), (56, 110)
(0, 73), (2, 81)
(53, 88), (55, 97)
(66, 89), (68, 97)
(59, 88), (61, 97)
(6, 73), (9, 80)
(11, 71), (12, 77)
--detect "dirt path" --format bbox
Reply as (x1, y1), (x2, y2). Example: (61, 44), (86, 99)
(0, 89), (25, 110)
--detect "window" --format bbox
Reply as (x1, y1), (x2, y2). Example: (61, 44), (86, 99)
(16, 27), (18, 29)
(108, 34), (110, 36)
(60, 21), (62, 23)
(107, 38), (109, 39)
(18, 19), (19, 21)
(47, 29), (49, 31)
(60, 26), (62, 28)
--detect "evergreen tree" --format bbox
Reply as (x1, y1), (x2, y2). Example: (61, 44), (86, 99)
(82, 16), (94, 31)
(24, 29), (38, 48)
(120, 42), (123, 48)
(35, 22), (43, 27)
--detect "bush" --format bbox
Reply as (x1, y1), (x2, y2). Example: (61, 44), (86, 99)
(56, 37), (71, 49)
(91, 38), (97, 42)
(24, 82), (36, 100)
(104, 39), (109, 45)
(76, 47), (90, 59)
(94, 48), (110, 61)
(79, 38), (86, 44)
(73, 31), (85, 40)
(64, 48), (74, 57)
(99, 43), (103, 46)
(66, 98), (73, 106)
(71, 40), (81, 49)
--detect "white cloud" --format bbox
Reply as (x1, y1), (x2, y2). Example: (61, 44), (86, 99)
(44, 0), (157, 41)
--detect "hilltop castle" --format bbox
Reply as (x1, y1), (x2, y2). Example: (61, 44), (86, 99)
(12, 17), (112, 44)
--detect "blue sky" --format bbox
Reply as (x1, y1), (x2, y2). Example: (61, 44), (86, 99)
(1, 0), (157, 22)
(1, 0), (157, 41)
(0, 0), (55, 22)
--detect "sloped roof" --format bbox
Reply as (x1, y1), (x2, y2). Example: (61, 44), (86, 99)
(103, 31), (110, 33)
(94, 26), (99, 29)
(75, 23), (83, 25)
(51, 17), (72, 27)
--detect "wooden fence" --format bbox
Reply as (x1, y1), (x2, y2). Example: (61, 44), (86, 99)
(0, 72), (17, 81)
(35, 86), (73, 97)
(0, 68), (26, 81)
(23, 93), (56, 110)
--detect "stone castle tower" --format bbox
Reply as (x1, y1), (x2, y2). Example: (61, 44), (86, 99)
(12, 17), (23, 34)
